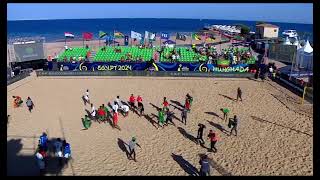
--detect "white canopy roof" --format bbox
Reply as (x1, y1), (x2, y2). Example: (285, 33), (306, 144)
(303, 40), (313, 53)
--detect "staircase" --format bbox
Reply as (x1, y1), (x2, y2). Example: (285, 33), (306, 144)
(89, 51), (96, 61)
(7, 45), (16, 65)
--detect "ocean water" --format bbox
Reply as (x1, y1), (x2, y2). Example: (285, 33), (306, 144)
(7, 18), (313, 43)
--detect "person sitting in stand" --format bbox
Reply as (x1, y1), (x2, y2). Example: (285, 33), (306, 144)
(171, 54), (176, 63)
(120, 56), (125, 62)
(115, 47), (121, 53)
(165, 52), (170, 59)
(138, 55), (143, 62)
(208, 56), (213, 64)
(176, 53), (180, 62)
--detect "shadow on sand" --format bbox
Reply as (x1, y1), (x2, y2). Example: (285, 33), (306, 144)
(218, 94), (236, 102)
(117, 138), (129, 159)
(7, 138), (72, 176)
(207, 120), (229, 135)
(149, 103), (161, 111)
(198, 153), (232, 176)
(177, 127), (197, 144)
(143, 114), (159, 129)
(170, 100), (185, 109)
(204, 112), (221, 119)
(170, 104), (184, 112)
(171, 153), (199, 176)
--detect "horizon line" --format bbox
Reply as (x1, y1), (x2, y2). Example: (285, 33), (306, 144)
(7, 17), (313, 25)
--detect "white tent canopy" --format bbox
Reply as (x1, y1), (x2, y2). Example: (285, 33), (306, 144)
(295, 40), (313, 71)
(303, 40), (313, 53)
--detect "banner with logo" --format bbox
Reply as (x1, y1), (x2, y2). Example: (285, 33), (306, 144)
(57, 62), (250, 73)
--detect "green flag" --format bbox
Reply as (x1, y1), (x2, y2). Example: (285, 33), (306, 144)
(99, 31), (107, 38)
(192, 33), (201, 40)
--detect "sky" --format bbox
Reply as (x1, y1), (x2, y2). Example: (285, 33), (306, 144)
(7, 3), (313, 24)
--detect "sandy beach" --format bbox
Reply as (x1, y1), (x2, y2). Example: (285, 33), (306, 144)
(7, 74), (313, 176)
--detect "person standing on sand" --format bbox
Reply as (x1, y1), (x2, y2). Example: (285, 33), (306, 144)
(220, 108), (230, 122)
(163, 97), (169, 112)
(186, 93), (193, 107)
(97, 106), (106, 122)
(115, 96), (123, 106)
(236, 87), (242, 102)
(199, 154), (211, 176)
(103, 104), (111, 120)
(112, 110), (120, 129)
(84, 89), (90, 105)
(158, 108), (165, 127)
(165, 110), (175, 126)
(128, 137), (141, 162)
(230, 115), (238, 136)
(54, 138), (63, 166)
(138, 102), (144, 117)
(82, 115), (92, 129)
(207, 130), (218, 152)
(137, 95), (143, 115)
(39, 132), (48, 152)
(62, 140), (71, 165)
(196, 124), (206, 145)
(26, 97), (35, 113)
(35, 145), (46, 176)
(91, 103), (97, 121)
(112, 101), (119, 113)
(185, 98), (191, 112)
(129, 94), (136, 110)
(181, 108), (188, 125)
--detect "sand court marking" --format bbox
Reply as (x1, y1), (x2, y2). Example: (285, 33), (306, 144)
(250, 116), (312, 137)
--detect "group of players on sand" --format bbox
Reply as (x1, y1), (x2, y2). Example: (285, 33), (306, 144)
(35, 132), (72, 176)
(11, 86), (242, 176)
(80, 87), (241, 172)
(82, 90), (145, 130)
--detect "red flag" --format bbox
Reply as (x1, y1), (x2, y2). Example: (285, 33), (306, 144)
(83, 32), (93, 41)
